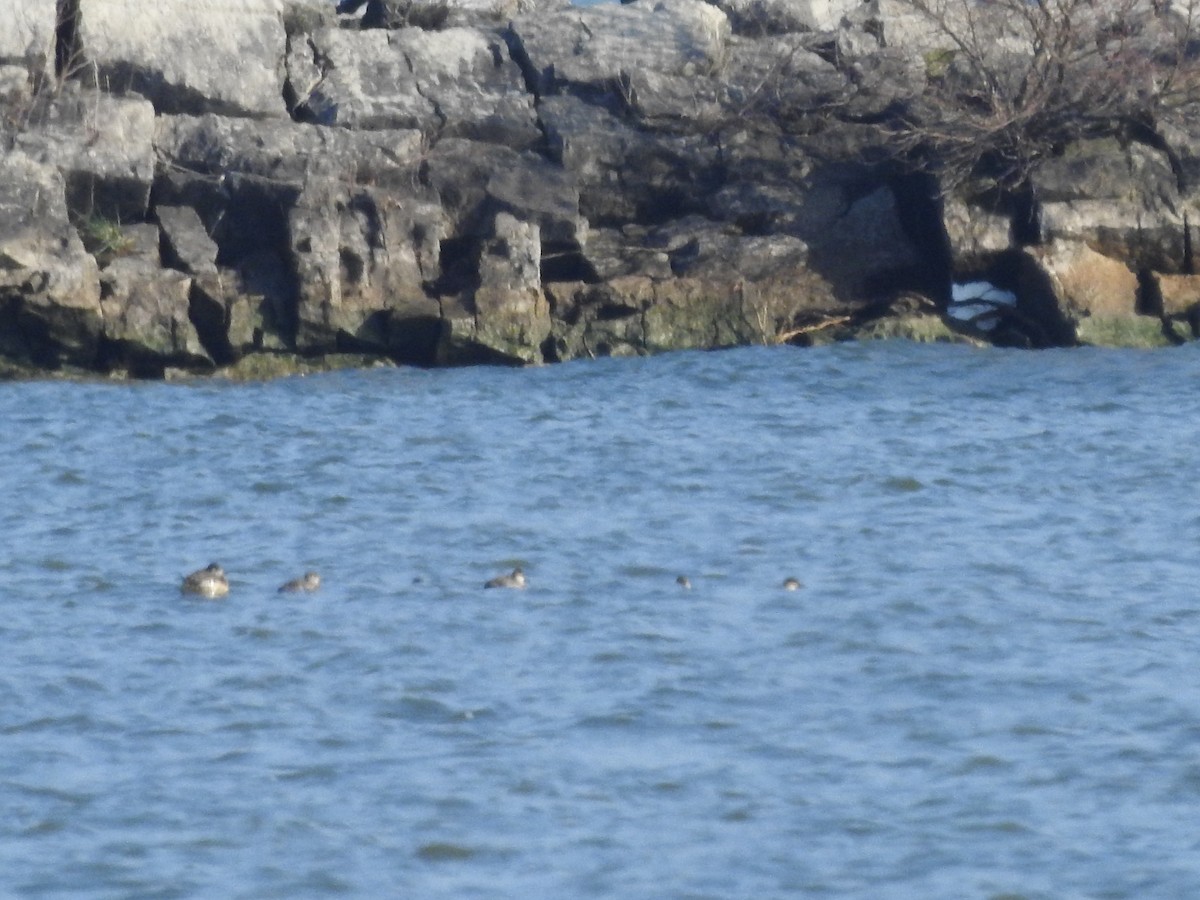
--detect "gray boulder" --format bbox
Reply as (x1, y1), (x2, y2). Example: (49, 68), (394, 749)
(611, 33), (848, 130)
(98, 223), (211, 373)
(189, 249), (299, 357)
(511, 0), (730, 94)
(710, 0), (856, 35)
(402, 27), (538, 147)
(945, 135), (1194, 281)
(153, 208), (242, 359)
(539, 94), (720, 223)
(157, 206), (219, 277)
(440, 211), (551, 364)
(720, 33), (855, 123)
(154, 114), (427, 187)
(153, 114), (430, 285)
(1152, 272), (1200, 332)
(580, 226), (675, 281)
(0, 0), (55, 83)
(354, 0), (567, 29)
(707, 152), (922, 302)
(0, 153), (103, 369)
(282, 0), (342, 35)
(424, 138), (586, 246)
(292, 25), (537, 146)
(849, 0), (1004, 57)
(155, 114), (450, 360)
(9, 87), (156, 221)
(1031, 139), (1188, 274)
(288, 178), (445, 354)
(798, 178), (922, 301)
(76, 0), (288, 117)
(551, 216), (857, 360)
(289, 28), (431, 130)
(0, 66), (35, 121)
(547, 265), (835, 360)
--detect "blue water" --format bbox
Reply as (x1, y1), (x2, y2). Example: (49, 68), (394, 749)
(3, 342), (1200, 898)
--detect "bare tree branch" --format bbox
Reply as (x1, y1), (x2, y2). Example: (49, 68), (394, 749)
(877, 0), (1200, 189)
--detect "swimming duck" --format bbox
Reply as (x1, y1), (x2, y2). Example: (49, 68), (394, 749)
(782, 577), (802, 591)
(484, 567), (526, 589)
(676, 575), (692, 590)
(181, 563), (229, 599)
(278, 571), (321, 593)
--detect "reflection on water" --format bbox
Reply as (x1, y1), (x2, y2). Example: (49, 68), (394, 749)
(3, 342), (1200, 897)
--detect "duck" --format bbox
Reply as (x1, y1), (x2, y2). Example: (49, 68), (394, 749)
(181, 563), (229, 599)
(782, 577), (802, 591)
(676, 575), (692, 590)
(484, 567), (526, 589)
(278, 571), (321, 593)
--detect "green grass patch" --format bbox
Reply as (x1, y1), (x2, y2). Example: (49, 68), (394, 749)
(78, 214), (134, 264)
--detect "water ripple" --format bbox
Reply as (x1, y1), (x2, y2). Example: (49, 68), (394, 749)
(2, 344), (1200, 896)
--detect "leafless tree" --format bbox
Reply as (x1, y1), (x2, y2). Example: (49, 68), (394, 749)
(882, 0), (1200, 189)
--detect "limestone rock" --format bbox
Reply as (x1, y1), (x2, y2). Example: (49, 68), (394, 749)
(76, 0), (288, 117)
(701, 128), (813, 227)
(353, 0), (567, 29)
(153, 114), (431, 297)
(858, 0), (1032, 61)
(443, 212), (550, 364)
(206, 250), (298, 356)
(98, 224), (210, 373)
(402, 27), (537, 147)
(1033, 139), (1188, 273)
(9, 87), (155, 221)
(288, 178), (445, 355)
(943, 197), (1012, 259)
(642, 218), (851, 341)
(290, 28), (431, 130)
(720, 33), (851, 121)
(710, 0), (857, 35)
(854, 0), (956, 55)
(292, 26), (537, 146)
(154, 113), (427, 187)
(424, 138), (586, 246)
(8, 0), (1196, 375)
(640, 276), (783, 352)
(214, 350), (394, 380)
(0, 0), (55, 80)
(616, 69), (729, 128)
(0, 153), (103, 369)
(849, 292), (968, 344)
(155, 114), (448, 361)
(1154, 273), (1200, 318)
(282, 0), (342, 36)
(1035, 241), (1138, 318)
(580, 227), (674, 281)
(157, 206), (219, 277)
(1018, 241), (1139, 346)
(547, 264), (831, 360)
(511, 0), (730, 94)
(1158, 119), (1200, 203)
(549, 217), (846, 361)
(1, 65), (36, 117)
(727, 174), (921, 303)
(543, 280), (640, 359)
(539, 94), (720, 224)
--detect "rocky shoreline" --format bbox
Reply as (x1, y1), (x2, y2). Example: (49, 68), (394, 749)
(2, 0), (1199, 380)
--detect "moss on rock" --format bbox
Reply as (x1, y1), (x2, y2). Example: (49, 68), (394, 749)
(213, 352), (396, 381)
(851, 313), (977, 344)
(1075, 315), (1175, 348)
